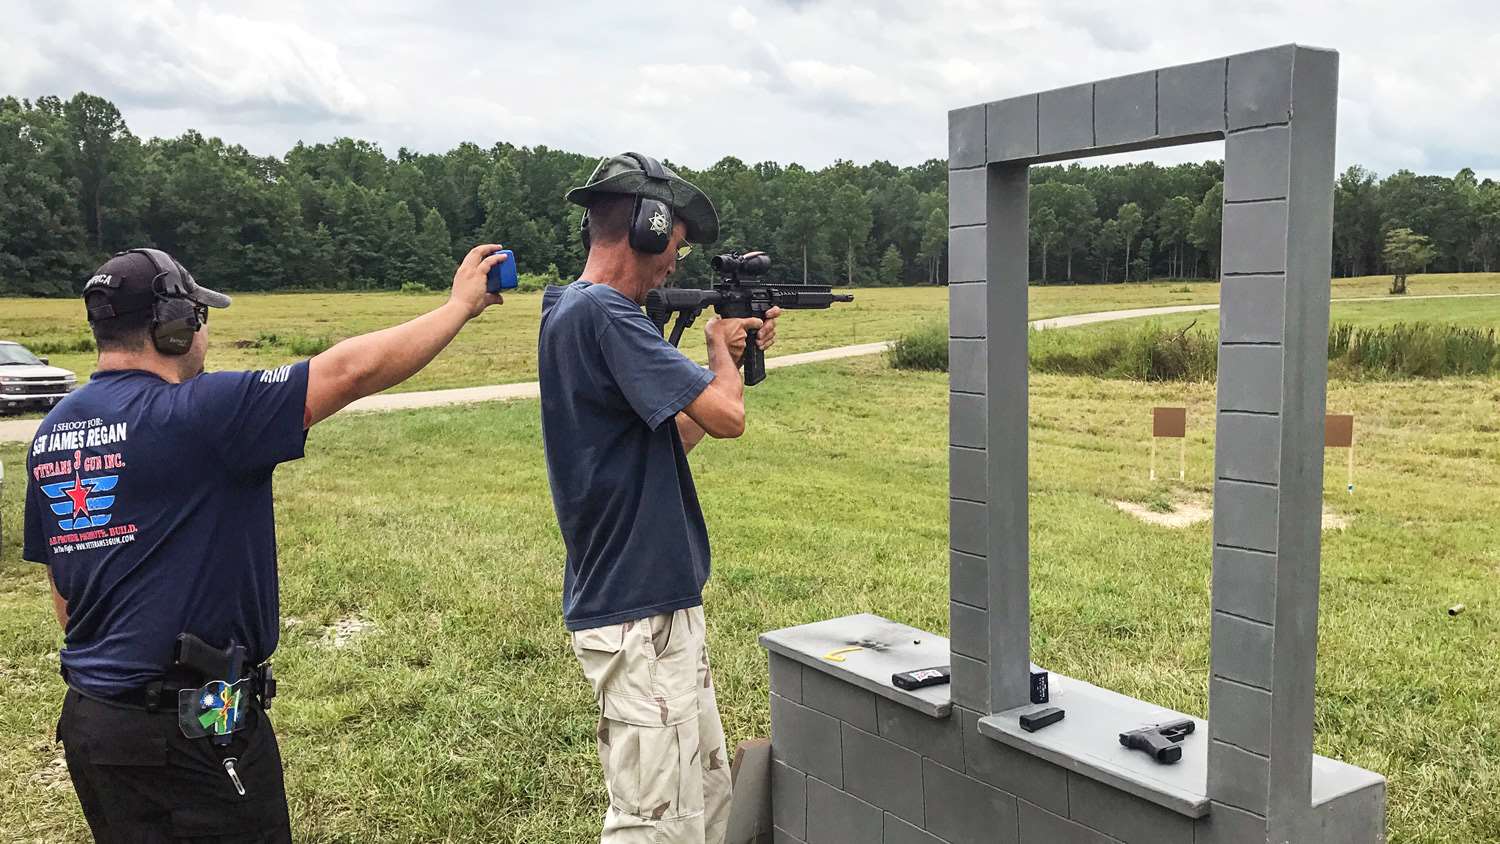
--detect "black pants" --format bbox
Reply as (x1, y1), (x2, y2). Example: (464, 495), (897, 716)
(58, 689), (292, 843)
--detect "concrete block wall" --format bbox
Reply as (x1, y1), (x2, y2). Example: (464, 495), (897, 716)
(770, 653), (1211, 844)
(761, 43), (1383, 844)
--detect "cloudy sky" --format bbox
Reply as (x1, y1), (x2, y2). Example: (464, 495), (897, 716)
(3, 0), (1497, 178)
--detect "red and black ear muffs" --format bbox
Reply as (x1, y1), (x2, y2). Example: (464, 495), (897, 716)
(579, 152), (675, 256)
(132, 248), (204, 356)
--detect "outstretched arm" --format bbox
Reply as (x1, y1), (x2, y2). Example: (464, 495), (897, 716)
(304, 244), (506, 427)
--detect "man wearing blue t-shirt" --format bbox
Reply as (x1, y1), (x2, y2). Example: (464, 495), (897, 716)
(540, 153), (779, 844)
(23, 243), (508, 842)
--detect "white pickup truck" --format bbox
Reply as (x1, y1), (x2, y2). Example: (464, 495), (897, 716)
(1, 340), (78, 414)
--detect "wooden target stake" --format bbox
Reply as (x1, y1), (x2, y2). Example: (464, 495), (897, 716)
(1325, 413), (1355, 494)
(1151, 407), (1187, 482)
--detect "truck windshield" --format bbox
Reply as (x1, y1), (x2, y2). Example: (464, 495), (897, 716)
(0, 345), (44, 365)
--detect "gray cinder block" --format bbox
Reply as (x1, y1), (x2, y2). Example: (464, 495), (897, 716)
(1018, 800), (1116, 844)
(770, 654), (804, 703)
(1216, 346), (1284, 415)
(773, 761), (808, 841)
(882, 813), (946, 844)
(948, 225), (986, 284)
(949, 104), (986, 169)
(1194, 801), (1267, 844)
(1211, 611), (1275, 690)
(987, 95), (1038, 162)
(1094, 71), (1156, 147)
(950, 655), (990, 713)
(949, 167), (988, 228)
(948, 339), (987, 394)
(770, 694), (843, 788)
(1228, 45), (1294, 130)
(1207, 739), (1271, 816)
(960, 708), (1068, 816)
(1157, 57), (1226, 137)
(950, 550), (988, 610)
(950, 599), (988, 661)
(803, 669), (878, 733)
(923, 758), (1020, 844)
(1213, 479), (1280, 554)
(1225, 126), (1292, 202)
(1211, 546), (1277, 625)
(875, 696), (964, 771)
(774, 826), (806, 844)
(948, 281), (986, 339)
(1215, 412), (1281, 485)
(805, 777), (883, 844)
(1038, 83), (1094, 156)
(1067, 774), (1194, 844)
(950, 498), (987, 557)
(1221, 200), (1289, 275)
(949, 392), (986, 449)
(950, 447), (986, 503)
(840, 724), (924, 826)
(1220, 275), (1287, 344)
(1318, 780), (1387, 844)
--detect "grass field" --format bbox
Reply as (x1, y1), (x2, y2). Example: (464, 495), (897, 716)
(4, 272), (1499, 840)
(5, 273), (1497, 401)
(3, 351), (1499, 841)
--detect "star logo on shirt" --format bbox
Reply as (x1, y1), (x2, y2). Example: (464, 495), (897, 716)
(63, 476), (92, 518)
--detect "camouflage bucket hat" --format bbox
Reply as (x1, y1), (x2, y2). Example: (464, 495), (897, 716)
(565, 152), (720, 244)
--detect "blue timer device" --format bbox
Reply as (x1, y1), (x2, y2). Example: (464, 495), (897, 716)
(487, 249), (518, 292)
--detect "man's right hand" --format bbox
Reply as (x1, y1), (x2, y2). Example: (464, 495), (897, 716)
(448, 243), (508, 321)
(704, 316), (765, 367)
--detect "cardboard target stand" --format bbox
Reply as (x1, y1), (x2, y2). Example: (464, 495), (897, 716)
(757, 45), (1386, 844)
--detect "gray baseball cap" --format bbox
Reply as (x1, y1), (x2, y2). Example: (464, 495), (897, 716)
(565, 152), (720, 244)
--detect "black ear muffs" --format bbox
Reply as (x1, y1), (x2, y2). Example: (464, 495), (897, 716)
(628, 197), (673, 254)
(579, 152), (675, 255)
(127, 249), (203, 356)
(150, 297), (200, 356)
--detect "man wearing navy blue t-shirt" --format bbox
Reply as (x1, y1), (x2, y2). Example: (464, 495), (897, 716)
(23, 243), (508, 842)
(541, 153), (779, 844)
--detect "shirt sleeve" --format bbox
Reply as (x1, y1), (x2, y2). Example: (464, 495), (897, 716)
(600, 313), (715, 430)
(23, 474), (48, 565)
(181, 361), (311, 474)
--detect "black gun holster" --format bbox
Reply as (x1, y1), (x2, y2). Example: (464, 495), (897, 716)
(139, 634), (276, 714)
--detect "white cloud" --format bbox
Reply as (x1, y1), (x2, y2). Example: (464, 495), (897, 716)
(0, 0), (1495, 178)
(729, 6), (758, 32)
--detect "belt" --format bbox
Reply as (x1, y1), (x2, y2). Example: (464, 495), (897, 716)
(65, 663), (277, 713)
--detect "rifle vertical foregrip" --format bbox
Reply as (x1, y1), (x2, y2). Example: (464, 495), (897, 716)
(743, 330), (766, 386)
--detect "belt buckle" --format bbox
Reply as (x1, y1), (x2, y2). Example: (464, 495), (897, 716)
(177, 678), (251, 740)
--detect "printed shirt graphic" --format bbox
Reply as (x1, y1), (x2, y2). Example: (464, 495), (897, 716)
(538, 281), (715, 631)
(22, 363), (310, 698)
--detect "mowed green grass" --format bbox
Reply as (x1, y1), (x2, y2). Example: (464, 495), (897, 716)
(3, 357), (1499, 842)
(6, 273), (1497, 401)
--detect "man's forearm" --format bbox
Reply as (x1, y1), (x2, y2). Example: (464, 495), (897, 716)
(677, 414), (707, 453)
(49, 570), (68, 629)
(306, 301), (471, 425)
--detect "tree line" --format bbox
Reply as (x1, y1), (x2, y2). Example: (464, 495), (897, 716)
(4, 92), (1499, 297)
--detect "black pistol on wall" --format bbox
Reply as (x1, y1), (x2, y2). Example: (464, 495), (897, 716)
(645, 251), (853, 386)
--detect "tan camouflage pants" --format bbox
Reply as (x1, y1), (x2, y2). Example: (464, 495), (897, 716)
(572, 606), (732, 844)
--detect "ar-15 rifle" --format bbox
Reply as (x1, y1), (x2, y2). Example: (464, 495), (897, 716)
(644, 251), (853, 386)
